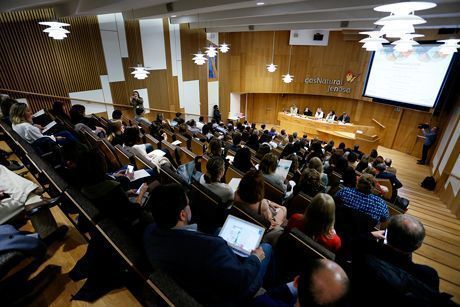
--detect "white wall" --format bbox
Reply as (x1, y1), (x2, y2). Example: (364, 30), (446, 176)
(139, 19), (167, 70)
(182, 80), (200, 121)
(97, 14), (126, 82)
(208, 81), (219, 118)
(229, 92), (241, 119)
(445, 155), (460, 196)
(69, 89), (107, 114)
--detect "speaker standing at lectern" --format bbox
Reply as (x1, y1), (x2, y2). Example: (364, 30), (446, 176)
(417, 124), (438, 165)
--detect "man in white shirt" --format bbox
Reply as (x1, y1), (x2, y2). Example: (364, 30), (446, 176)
(290, 104), (298, 115)
(196, 116), (206, 131)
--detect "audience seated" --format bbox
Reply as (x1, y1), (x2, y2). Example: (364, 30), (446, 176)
(0, 96), (15, 126)
(144, 184), (271, 305)
(233, 147), (255, 173)
(106, 120), (124, 146)
(308, 157), (328, 186)
(287, 193), (341, 253)
(134, 108), (151, 126)
(294, 168), (325, 198)
(235, 170), (287, 230)
(335, 174), (389, 226)
(199, 156), (234, 203)
(355, 154), (370, 173)
(375, 163), (403, 202)
(50, 100), (71, 122)
(385, 158), (397, 174)
(69, 104), (106, 137)
(342, 166), (357, 188)
(253, 259), (349, 307)
(0, 165), (67, 243)
(352, 144), (363, 160)
(11, 103), (77, 146)
(352, 215), (453, 306)
(260, 153), (290, 196)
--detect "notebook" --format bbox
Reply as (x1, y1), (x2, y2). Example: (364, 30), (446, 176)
(219, 215), (265, 257)
(228, 178), (241, 192)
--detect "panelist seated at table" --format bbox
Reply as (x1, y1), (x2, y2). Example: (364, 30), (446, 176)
(325, 110), (336, 122)
(337, 112), (351, 124)
(315, 107), (324, 119)
(290, 104), (298, 115)
(303, 107), (313, 116)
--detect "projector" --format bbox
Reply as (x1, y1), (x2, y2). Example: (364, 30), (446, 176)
(313, 33), (324, 41)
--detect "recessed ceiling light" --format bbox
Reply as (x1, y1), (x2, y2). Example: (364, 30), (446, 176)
(257, 2), (265, 5)
(171, 15), (177, 17)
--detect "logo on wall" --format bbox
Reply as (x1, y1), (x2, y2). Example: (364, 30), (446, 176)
(345, 70), (361, 83)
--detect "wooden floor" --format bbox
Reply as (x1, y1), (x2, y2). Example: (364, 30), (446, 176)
(378, 146), (460, 303)
(2, 139), (459, 305)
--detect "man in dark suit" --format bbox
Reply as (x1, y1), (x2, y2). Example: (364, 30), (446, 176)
(337, 112), (350, 123)
(352, 215), (447, 306)
(375, 163), (403, 202)
(143, 184), (271, 305)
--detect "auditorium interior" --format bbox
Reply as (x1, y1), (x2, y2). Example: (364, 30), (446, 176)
(0, 0), (459, 306)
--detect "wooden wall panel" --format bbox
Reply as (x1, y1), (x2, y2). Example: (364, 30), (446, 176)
(392, 109), (433, 154)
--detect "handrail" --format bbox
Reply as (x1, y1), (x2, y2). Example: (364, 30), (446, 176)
(372, 118), (385, 129)
(0, 88), (206, 118)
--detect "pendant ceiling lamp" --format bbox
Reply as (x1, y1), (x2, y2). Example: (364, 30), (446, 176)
(39, 21), (70, 40)
(205, 45), (218, 57)
(193, 50), (208, 65)
(392, 34), (424, 52)
(282, 45), (294, 84)
(359, 31), (389, 51)
(219, 42), (230, 53)
(437, 39), (460, 55)
(131, 65), (150, 80)
(374, 2), (436, 38)
(266, 32), (278, 73)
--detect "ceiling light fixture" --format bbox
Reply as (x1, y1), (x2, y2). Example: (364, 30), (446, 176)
(359, 31), (389, 51)
(257, 2), (265, 5)
(131, 65), (150, 80)
(39, 21), (70, 40)
(374, 2), (436, 38)
(282, 45), (294, 84)
(193, 50), (208, 65)
(392, 34), (424, 52)
(219, 42), (230, 53)
(437, 39), (460, 55)
(205, 45), (218, 57)
(266, 31), (278, 72)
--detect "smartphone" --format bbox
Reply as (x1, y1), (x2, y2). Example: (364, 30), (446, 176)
(383, 229), (388, 245)
(127, 165), (134, 174)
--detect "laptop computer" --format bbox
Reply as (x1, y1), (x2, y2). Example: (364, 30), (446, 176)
(219, 215), (265, 257)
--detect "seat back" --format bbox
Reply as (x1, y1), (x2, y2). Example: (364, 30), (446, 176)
(178, 147), (196, 165)
(225, 165), (244, 184)
(191, 138), (205, 155)
(114, 144), (134, 166)
(145, 134), (160, 149)
(175, 133), (189, 149)
(264, 181), (284, 204)
(287, 192), (312, 218)
(99, 139), (122, 171)
(189, 181), (228, 233)
(375, 179), (393, 201)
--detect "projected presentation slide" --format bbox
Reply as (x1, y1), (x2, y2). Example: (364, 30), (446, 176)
(364, 45), (454, 108)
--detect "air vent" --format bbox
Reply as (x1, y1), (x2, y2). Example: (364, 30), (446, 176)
(166, 2), (174, 12)
(340, 21), (349, 28)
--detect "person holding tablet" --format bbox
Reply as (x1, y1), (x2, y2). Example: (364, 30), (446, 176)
(144, 184), (272, 305)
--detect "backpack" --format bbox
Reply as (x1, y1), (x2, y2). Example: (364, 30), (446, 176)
(421, 176), (436, 191)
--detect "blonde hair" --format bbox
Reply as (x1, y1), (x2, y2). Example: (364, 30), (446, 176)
(10, 102), (28, 125)
(304, 193), (336, 237)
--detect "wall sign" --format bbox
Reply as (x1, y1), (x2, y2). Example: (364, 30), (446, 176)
(304, 71), (360, 94)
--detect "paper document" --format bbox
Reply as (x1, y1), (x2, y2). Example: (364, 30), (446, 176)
(276, 159), (292, 181)
(171, 140), (182, 146)
(33, 109), (45, 118)
(147, 149), (166, 158)
(228, 178), (241, 192)
(226, 155), (234, 163)
(42, 121), (57, 134)
(131, 169), (150, 182)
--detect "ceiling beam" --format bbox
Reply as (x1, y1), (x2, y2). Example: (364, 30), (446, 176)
(122, 0), (296, 20)
(189, 3), (460, 29)
(172, 0), (458, 24)
(203, 17), (460, 33)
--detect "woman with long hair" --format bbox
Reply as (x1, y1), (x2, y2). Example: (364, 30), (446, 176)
(287, 193), (341, 252)
(199, 156), (234, 203)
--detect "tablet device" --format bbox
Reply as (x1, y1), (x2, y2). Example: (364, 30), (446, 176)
(219, 215), (265, 257)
